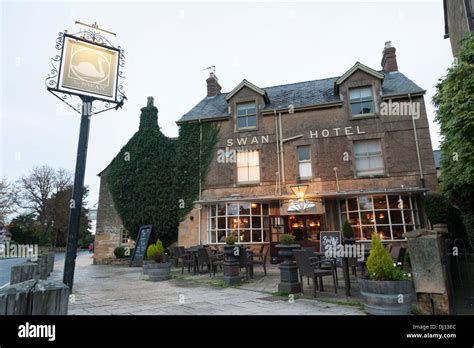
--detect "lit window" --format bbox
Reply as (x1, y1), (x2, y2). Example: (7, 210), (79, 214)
(349, 86), (374, 116)
(207, 202), (270, 244)
(340, 195), (420, 241)
(297, 146), (312, 179)
(237, 150), (260, 183)
(354, 140), (384, 176)
(236, 103), (257, 129)
(121, 228), (130, 244)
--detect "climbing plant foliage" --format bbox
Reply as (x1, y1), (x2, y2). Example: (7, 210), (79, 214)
(432, 32), (474, 247)
(106, 100), (219, 246)
(176, 121), (219, 220)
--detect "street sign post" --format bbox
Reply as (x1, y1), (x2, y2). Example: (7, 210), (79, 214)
(45, 22), (126, 289)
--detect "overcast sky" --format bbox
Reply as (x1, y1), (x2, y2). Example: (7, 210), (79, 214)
(1, 0), (454, 210)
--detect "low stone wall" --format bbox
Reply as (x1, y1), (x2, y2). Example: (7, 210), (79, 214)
(10, 253), (55, 285)
(0, 279), (69, 315)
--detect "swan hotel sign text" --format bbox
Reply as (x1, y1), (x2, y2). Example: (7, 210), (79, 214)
(226, 126), (366, 147)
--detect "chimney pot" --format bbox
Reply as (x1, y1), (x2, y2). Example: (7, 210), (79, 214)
(206, 72), (222, 97)
(381, 41), (398, 72)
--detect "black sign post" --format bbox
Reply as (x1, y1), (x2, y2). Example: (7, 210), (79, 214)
(62, 98), (92, 289)
(130, 225), (155, 267)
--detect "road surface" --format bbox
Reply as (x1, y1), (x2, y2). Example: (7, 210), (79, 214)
(0, 251), (88, 288)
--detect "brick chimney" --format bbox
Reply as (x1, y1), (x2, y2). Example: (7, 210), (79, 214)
(381, 41), (398, 72)
(206, 72), (222, 97)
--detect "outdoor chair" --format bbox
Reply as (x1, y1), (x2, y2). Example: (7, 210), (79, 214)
(238, 247), (252, 280)
(302, 247), (338, 287)
(293, 249), (338, 297)
(181, 249), (195, 274)
(196, 247), (211, 274)
(252, 245), (269, 276)
(206, 247), (224, 277)
(173, 246), (185, 267)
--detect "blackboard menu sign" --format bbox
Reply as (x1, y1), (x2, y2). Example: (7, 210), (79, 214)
(130, 225), (155, 267)
(320, 231), (342, 253)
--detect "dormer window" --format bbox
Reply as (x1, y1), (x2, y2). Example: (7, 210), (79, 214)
(236, 102), (257, 130)
(349, 86), (374, 116)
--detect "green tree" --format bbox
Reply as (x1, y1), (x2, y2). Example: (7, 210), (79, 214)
(44, 186), (90, 247)
(8, 214), (42, 244)
(423, 193), (469, 246)
(433, 32), (474, 248)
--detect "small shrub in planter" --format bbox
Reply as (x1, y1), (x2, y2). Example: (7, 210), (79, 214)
(225, 234), (237, 245)
(114, 246), (127, 259)
(279, 234), (294, 245)
(359, 234), (412, 315)
(342, 221), (354, 244)
(143, 240), (170, 282)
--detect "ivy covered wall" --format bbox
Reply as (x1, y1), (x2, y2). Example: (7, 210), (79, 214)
(106, 98), (218, 246)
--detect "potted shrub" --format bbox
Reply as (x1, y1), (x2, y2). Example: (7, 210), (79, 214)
(276, 233), (301, 293)
(359, 234), (413, 315)
(276, 234), (300, 259)
(142, 239), (171, 282)
(342, 221), (355, 245)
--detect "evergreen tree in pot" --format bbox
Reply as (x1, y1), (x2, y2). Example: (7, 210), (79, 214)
(359, 234), (412, 315)
(342, 221), (355, 245)
(142, 239), (171, 281)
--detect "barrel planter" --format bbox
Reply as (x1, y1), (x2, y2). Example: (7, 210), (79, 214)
(145, 262), (171, 282)
(359, 278), (413, 315)
(142, 260), (155, 276)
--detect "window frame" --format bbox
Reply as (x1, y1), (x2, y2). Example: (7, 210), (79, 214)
(339, 194), (420, 241)
(297, 145), (312, 180)
(120, 228), (131, 245)
(236, 102), (257, 130)
(236, 150), (260, 185)
(349, 86), (375, 117)
(353, 139), (385, 177)
(207, 202), (270, 244)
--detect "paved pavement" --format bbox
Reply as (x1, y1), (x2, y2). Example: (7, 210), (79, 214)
(49, 253), (365, 315)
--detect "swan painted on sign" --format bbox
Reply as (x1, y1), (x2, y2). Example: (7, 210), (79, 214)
(71, 58), (108, 82)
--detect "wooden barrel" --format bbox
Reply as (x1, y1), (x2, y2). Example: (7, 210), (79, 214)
(146, 263), (171, 281)
(359, 278), (413, 315)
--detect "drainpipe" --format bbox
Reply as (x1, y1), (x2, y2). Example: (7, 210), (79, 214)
(279, 112), (285, 186)
(198, 118), (202, 245)
(274, 110), (281, 196)
(409, 93), (425, 188)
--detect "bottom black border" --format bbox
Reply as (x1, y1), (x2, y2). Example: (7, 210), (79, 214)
(0, 315), (472, 347)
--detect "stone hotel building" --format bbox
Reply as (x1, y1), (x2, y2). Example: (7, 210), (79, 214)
(94, 42), (437, 263)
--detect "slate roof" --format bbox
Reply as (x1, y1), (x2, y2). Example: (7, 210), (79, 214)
(177, 70), (425, 123)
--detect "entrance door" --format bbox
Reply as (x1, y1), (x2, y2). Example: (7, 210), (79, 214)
(269, 215), (322, 262)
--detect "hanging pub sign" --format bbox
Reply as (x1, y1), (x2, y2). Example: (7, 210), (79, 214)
(58, 35), (120, 102)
